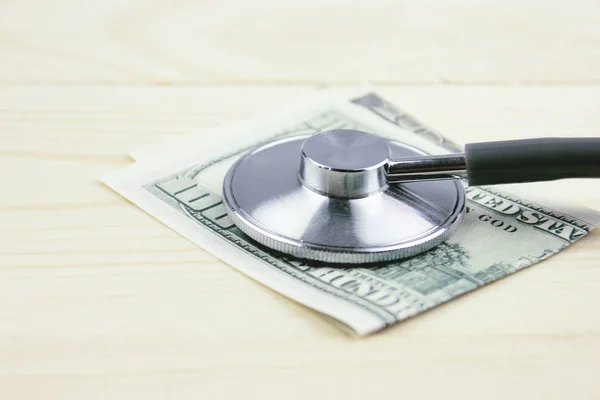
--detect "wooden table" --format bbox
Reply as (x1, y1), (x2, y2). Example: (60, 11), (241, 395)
(2, 1), (600, 398)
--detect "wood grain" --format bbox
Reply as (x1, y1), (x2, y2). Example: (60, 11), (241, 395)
(1, 85), (600, 399)
(1, 0), (600, 84)
(2, 0), (600, 396)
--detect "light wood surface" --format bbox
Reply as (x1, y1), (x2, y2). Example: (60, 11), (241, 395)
(2, 0), (600, 84)
(1, 1), (600, 399)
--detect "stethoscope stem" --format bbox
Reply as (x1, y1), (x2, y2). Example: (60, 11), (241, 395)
(386, 154), (467, 183)
(386, 137), (600, 186)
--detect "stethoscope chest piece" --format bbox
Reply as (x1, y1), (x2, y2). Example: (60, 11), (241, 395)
(222, 130), (465, 264)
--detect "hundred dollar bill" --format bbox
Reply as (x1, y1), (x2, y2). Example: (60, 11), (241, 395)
(104, 92), (600, 336)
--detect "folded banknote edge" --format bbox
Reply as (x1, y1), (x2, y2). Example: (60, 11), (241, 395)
(102, 165), (389, 337)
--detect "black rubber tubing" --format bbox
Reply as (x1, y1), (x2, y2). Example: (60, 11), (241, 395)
(465, 137), (600, 186)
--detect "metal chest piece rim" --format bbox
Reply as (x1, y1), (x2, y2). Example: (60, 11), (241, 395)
(222, 130), (465, 264)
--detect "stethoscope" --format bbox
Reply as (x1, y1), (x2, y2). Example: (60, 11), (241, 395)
(222, 129), (600, 264)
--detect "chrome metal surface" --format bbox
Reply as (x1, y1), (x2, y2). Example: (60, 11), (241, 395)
(222, 131), (465, 264)
(299, 130), (390, 198)
(386, 154), (467, 183)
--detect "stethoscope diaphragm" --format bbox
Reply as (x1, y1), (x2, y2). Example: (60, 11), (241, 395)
(222, 130), (465, 264)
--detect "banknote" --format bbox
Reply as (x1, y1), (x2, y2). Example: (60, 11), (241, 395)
(104, 92), (600, 336)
